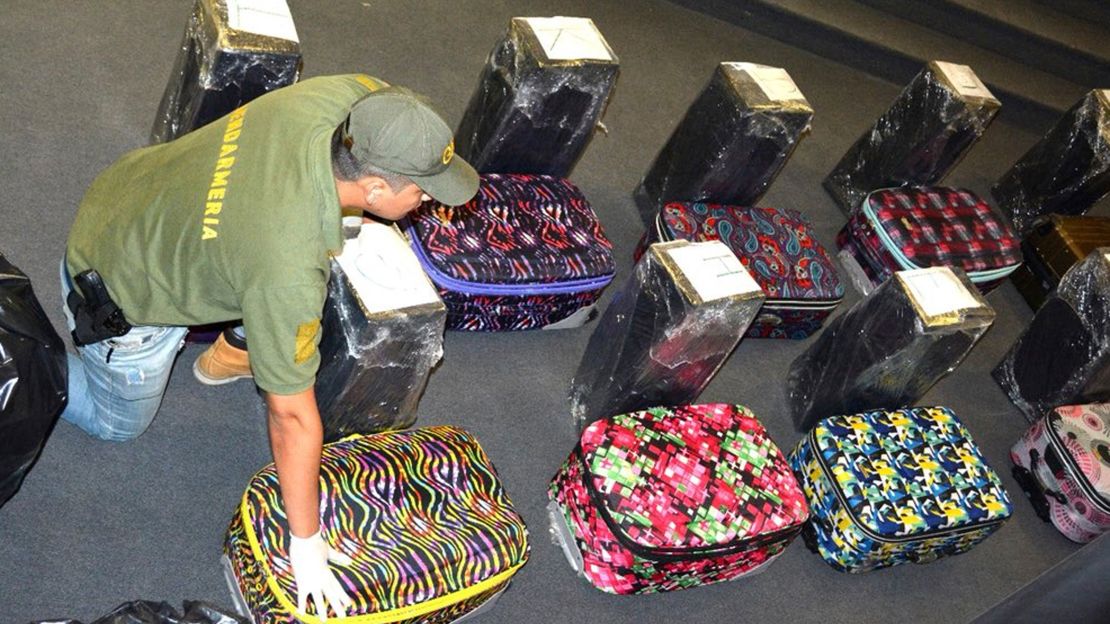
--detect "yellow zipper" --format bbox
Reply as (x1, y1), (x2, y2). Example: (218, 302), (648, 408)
(237, 495), (526, 624)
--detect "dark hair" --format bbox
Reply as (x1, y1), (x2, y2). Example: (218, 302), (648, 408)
(330, 126), (412, 192)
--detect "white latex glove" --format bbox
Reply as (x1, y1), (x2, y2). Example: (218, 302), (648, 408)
(288, 531), (355, 620)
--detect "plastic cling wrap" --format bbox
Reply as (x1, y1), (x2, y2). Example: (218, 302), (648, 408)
(787, 266), (995, 431)
(635, 63), (813, 223)
(993, 249), (1110, 421)
(455, 16), (619, 177)
(0, 253), (67, 509)
(823, 61), (1000, 213)
(150, 0), (302, 144)
(315, 222), (446, 442)
(992, 90), (1110, 235)
(569, 240), (765, 431)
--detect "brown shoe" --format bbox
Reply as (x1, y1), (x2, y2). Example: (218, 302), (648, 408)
(193, 330), (252, 385)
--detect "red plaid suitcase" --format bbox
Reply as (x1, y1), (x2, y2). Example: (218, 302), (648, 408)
(837, 187), (1021, 294)
(548, 403), (808, 595)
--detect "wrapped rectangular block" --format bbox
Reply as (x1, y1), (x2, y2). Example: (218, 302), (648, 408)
(0, 253), (67, 508)
(992, 90), (1110, 235)
(151, 0), (302, 144)
(787, 266), (995, 432)
(225, 427), (530, 623)
(635, 63), (813, 223)
(636, 202), (843, 338)
(405, 174), (615, 331)
(824, 61), (1000, 213)
(993, 249), (1110, 420)
(836, 186), (1021, 295)
(1011, 215), (1110, 310)
(788, 406), (1012, 573)
(569, 240), (765, 431)
(454, 16), (619, 176)
(1011, 403), (1110, 544)
(549, 404), (809, 594)
(315, 222), (446, 442)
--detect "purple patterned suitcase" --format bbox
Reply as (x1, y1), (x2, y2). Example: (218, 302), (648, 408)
(635, 203), (843, 338)
(405, 173), (616, 331)
(837, 186), (1022, 295)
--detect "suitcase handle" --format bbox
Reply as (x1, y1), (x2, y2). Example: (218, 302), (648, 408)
(1011, 450), (1059, 523)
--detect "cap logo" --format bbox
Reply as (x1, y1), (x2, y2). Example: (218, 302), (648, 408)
(441, 140), (455, 166)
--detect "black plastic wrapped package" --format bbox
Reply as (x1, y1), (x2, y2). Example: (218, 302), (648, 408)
(455, 16), (619, 177)
(315, 221), (446, 442)
(823, 61), (1000, 213)
(992, 90), (1110, 235)
(993, 248), (1110, 421)
(31, 600), (247, 624)
(151, 0), (302, 144)
(635, 62), (813, 224)
(0, 253), (67, 508)
(787, 266), (994, 431)
(569, 240), (765, 431)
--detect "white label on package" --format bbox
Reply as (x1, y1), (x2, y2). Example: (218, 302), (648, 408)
(666, 242), (761, 302)
(933, 61), (994, 100)
(226, 0), (299, 43)
(729, 63), (804, 102)
(525, 17), (613, 61)
(336, 223), (439, 313)
(899, 267), (981, 318)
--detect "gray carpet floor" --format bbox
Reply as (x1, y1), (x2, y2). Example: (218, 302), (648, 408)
(0, 1), (1103, 622)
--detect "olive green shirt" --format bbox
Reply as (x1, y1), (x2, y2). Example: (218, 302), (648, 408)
(67, 74), (386, 394)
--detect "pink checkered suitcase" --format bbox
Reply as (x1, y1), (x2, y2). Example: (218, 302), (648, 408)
(547, 403), (808, 595)
(1011, 403), (1110, 543)
(837, 186), (1022, 295)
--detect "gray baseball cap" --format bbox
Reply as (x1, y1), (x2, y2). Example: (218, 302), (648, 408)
(343, 87), (478, 206)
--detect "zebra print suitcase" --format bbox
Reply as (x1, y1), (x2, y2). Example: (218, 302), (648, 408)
(223, 427), (530, 623)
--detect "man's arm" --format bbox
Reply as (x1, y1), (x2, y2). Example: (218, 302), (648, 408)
(266, 386), (323, 538)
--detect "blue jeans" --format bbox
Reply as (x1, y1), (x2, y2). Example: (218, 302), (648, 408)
(59, 260), (188, 441)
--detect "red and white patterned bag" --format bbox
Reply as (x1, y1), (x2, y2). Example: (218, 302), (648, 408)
(837, 186), (1021, 294)
(548, 404), (808, 594)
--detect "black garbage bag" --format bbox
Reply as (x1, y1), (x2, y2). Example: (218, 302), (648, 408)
(31, 600), (248, 624)
(0, 253), (67, 508)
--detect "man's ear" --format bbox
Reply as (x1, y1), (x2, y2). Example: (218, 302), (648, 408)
(358, 176), (386, 204)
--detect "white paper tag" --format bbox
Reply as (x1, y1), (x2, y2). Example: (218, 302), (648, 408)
(899, 267), (980, 318)
(665, 242), (761, 302)
(728, 63), (804, 102)
(524, 17), (613, 61)
(933, 61), (994, 99)
(226, 0), (299, 43)
(335, 223), (440, 313)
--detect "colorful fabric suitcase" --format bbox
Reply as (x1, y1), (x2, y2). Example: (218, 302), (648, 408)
(635, 203), (844, 338)
(404, 173), (615, 331)
(837, 186), (1021, 295)
(1011, 404), (1110, 543)
(548, 403), (809, 594)
(223, 427), (530, 623)
(1010, 215), (1110, 310)
(788, 406), (1012, 573)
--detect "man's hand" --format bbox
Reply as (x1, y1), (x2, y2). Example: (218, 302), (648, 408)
(266, 387), (352, 619)
(289, 530), (354, 620)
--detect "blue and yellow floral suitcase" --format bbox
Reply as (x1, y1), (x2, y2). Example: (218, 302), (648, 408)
(788, 407), (1012, 573)
(223, 427), (530, 623)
